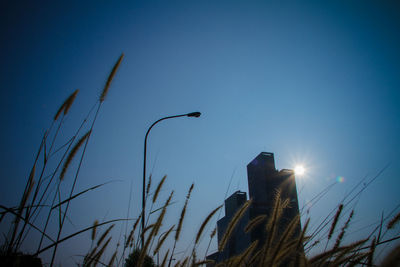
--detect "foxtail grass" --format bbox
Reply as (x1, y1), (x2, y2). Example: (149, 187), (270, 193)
(333, 210), (354, 250)
(161, 249), (170, 267)
(146, 174), (152, 198)
(91, 220), (99, 241)
(261, 190), (283, 266)
(108, 250), (118, 267)
(327, 204), (343, 240)
(154, 225), (175, 256)
(219, 199), (252, 252)
(235, 240), (258, 266)
(91, 236), (112, 267)
(387, 211), (400, 230)
(367, 236), (376, 266)
(4, 54), (400, 267)
(153, 175), (167, 203)
(140, 191), (174, 267)
(245, 214), (266, 233)
(54, 89), (79, 121)
(59, 130), (91, 181)
(100, 53), (124, 102)
(97, 224), (115, 247)
(195, 205), (222, 245)
(175, 183), (194, 241)
(269, 214), (300, 266)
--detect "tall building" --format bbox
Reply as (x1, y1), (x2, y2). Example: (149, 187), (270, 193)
(214, 191), (250, 262)
(247, 152), (301, 248)
(207, 152), (301, 264)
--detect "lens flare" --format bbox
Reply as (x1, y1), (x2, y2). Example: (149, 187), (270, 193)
(336, 176), (345, 183)
(294, 165), (305, 176)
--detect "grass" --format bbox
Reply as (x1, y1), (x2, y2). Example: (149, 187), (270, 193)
(0, 53), (126, 266)
(1, 55), (400, 267)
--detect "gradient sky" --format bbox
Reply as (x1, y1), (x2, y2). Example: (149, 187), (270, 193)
(1, 1), (400, 266)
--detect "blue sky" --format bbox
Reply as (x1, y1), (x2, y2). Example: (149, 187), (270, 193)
(1, 1), (400, 265)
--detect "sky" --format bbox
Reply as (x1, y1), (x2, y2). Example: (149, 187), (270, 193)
(1, 0), (400, 266)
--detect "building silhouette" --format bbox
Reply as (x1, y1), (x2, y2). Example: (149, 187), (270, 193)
(214, 191), (250, 261)
(207, 152), (301, 264)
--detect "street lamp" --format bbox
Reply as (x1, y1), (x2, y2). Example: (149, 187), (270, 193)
(141, 112), (201, 248)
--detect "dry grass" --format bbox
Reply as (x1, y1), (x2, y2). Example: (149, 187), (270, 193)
(2, 54), (400, 267)
(244, 214), (266, 233)
(59, 130), (91, 181)
(219, 200), (252, 252)
(0, 54), (126, 266)
(53, 89), (79, 121)
(195, 205), (222, 245)
(327, 204), (343, 240)
(152, 175), (167, 204)
(387, 211), (400, 230)
(175, 184), (194, 241)
(100, 53), (124, 102)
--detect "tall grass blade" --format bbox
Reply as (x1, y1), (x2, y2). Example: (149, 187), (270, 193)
(100, 53), (124, 102)
(236, 240), (258, 266)
(154, 225), (174, 255)
(328, 204), (343, 240)
(0, 205), (54, 243)
(219, 200), (251, 251)
(108, 250), (118, 267)
(367, 236), (376, 266)
(51, 182), (110, 210)
(146, 174), (152, 197)
(309, 238), (368, 265)
(387, 211), (400, 230)
(161, 249), (170, 267)
(54, 89), (79, 120)
(245, 214), (266, 233)
(97, 224), (114, 246)
(262, 190), (283, 265)
(269, 214), (300, 265)
(333, 210), (354, 250)
(59, 130), (91, 181)
(175, 184), (194, 241)
(34, 218), (129, 255)
(140, 191), (174, 267)
(8, 164), (36, 252)
(63, 89), (79, 116)
(92, 237), (112, 267)
(294, 218), (310, 266)
(153, 175), (167, 204)
(196, 205), (222, 244)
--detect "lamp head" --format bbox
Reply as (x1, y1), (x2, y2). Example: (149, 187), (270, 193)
(186, 112), (201, 118)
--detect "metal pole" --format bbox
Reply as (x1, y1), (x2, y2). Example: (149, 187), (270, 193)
(141, 112), (201, 249)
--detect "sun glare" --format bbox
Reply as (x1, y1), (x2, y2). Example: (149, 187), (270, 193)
(294, 165), (305, 176)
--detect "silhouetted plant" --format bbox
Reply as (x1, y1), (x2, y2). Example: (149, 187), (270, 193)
(2, 54), (400, 267)
(0, 54), (125, 267)
(125, 249), (156, 267)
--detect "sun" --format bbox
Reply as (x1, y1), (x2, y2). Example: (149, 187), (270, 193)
(294, 165), (306, 176)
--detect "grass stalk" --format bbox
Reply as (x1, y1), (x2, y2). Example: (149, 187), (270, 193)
(196, 205), (222, 245)
(219, 200), (251, 252)
(175, 184), (194, 242)
(51, 54), (124, 264)
(34, 218), (129, 256)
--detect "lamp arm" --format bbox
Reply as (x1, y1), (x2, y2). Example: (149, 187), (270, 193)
(141, 113), (191, 248)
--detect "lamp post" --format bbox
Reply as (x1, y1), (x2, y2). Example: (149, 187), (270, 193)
(141, 112), (201, 248)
